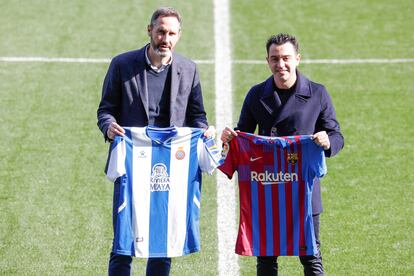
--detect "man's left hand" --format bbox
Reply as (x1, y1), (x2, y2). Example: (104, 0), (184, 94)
(204, 125), (216, 139)
(311, 131), (331, 150)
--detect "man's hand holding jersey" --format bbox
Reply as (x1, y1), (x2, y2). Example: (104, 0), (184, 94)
(220, 127), (331, 150)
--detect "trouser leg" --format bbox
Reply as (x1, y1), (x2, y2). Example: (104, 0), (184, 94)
(299, 214), (324, 276)
(108, 252), (132, 276)
(146, 257), (172, 276)
(257, 256), (278, 276)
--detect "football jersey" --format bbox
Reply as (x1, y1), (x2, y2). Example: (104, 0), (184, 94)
(106, 126), (222, 258)
(218, 132), (326, 256)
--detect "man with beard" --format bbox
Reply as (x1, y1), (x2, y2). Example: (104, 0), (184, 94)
(97, 7), (214, 276)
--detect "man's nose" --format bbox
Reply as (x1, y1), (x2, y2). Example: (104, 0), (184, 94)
(276, 59), (285, 68)
(162, 34), (170, 43)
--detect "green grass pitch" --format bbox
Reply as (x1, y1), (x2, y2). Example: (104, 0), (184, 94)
(0, 0), (413, 275)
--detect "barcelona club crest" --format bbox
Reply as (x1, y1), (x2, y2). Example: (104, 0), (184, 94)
(175, 147), (186, 160)
(287, 153), (298, 164)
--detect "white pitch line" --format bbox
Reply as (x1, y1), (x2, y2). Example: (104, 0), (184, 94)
(0, 56), (215, 64)
(0, 56), (111, 63)
(214, 0), (239, 276)
(1, 57), (414, 64)
(301, 58), (414, 64)
(233, 58), (414, 64)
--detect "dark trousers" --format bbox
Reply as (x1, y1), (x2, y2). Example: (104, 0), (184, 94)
(257, 215), (324, 276)
(108, 180), (172, 276)
(108, 254), (171, 276)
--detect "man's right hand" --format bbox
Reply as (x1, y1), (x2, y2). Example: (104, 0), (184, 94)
(220, 126), (238, 143)
(107, 122), (125, 140)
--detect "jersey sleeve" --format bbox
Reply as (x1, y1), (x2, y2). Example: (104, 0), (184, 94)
(105, 136), (127, 182)
(217, 138), (238, 179)
(198, 136), (223, 175)
(308, 141), (327, 178)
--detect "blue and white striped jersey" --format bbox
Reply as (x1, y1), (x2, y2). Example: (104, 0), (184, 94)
(106, 126), (222, 257)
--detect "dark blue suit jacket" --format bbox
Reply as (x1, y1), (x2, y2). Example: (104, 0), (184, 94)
(97, 45), (208, 141)
(236, 71), (344, 213)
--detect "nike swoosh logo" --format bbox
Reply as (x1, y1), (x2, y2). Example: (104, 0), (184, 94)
(250, 157), (262, 162)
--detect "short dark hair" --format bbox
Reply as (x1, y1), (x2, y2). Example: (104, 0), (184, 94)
(150, 7), (182, 29)
(266, 33), (299, 55)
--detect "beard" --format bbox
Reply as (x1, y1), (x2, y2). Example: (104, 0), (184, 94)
(150, 38), (171, 58)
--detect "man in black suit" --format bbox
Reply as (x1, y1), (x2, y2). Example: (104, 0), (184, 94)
(97, 7), (214, 276)
(221, 33), (344, 276)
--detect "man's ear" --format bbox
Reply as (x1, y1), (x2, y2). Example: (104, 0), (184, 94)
(147, 25), (152, 36)
(296, 53), (301, 64)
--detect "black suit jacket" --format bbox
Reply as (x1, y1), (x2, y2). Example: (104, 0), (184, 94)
(236, 71), (344, 213)
(97, 45), (208, 141)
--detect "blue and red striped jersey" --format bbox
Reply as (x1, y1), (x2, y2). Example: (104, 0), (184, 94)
(219, 132), (326, 256)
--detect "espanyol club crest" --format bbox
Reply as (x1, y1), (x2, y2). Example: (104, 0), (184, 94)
(175, 147), (185, 160)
